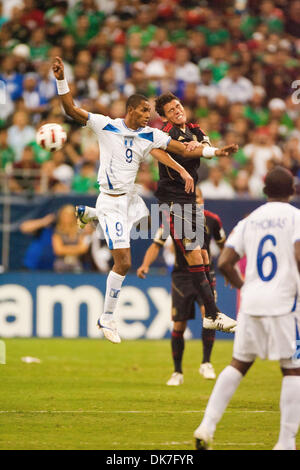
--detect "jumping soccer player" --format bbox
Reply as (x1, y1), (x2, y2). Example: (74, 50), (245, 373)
(194, 166), (300, 450)
(137, 188), (226, 385)
(154, 92), (237, 337)
(53, 57), (236, 343)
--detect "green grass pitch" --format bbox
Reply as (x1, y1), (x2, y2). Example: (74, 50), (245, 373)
(0, 338), (297, 450)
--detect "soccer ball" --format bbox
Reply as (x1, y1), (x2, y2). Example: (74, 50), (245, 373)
(36, 123), (67, 151)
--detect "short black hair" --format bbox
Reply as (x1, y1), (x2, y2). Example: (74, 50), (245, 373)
(155, 92), (178, 117)
(263, 166), (294, 199)
(126, 94), (149, 112)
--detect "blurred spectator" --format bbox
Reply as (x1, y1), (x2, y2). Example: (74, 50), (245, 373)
(73, 61), (99, 102)
(29, 28), (50, 62)
(127, 6), (157, 48)
(41, 149), (74, 191)
(36, 61), (57, 104)
(9, 144), (40, 193)
(7, 111), (35, 161)
(71, 161), (98, 193)
(106, 43), (130, 90)
(219, 61), (254, 104)
(233, 170), (252, 199)
(52, 204), (89, 273)
(199, 166), (236, 199)
(0, 55), (23, 101)
(244, 86), (269, 127)
(285, 0), (300, 38)
(20, 213), (56, 270)
(22, 72), (48, 119)
(243, 126), (283, 195)
(0, 126), (15, 169)
(197, 67), (220, 104)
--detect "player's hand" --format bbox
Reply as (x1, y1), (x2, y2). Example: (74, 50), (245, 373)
(52, 56), (65, 80)
(183, 141), (201, 152)
(215, 144), (239, 157)
(137, 265), (149, 279)
(180, 168), (194, 194)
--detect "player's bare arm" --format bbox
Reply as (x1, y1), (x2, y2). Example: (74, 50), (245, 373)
(137, 243), (161, 279)
(150, 148), (194, 194)
(166, 139), (239, 159)
(218, 247), (244, 289)
(52, 56), (89, 125)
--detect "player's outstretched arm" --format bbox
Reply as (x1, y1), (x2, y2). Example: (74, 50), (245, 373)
(166, 139), (239, 159)
(150, 148), (194, 193)
(137, 243), (161, 279)
(218, 247), (244, 289)
(52, 56), (89, 125)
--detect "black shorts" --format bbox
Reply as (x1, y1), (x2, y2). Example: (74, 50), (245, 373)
(160, 202), (205, 254)
(171, 271), (203, 321)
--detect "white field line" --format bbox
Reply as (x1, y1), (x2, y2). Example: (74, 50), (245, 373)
(0, 409), (278, 414)
(112, 441), (263, 447)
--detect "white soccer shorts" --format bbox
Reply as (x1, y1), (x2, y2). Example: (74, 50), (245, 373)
(96, 190), (149, 250)
(233, 312), (300, 369)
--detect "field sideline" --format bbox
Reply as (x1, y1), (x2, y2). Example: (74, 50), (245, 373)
(0, 338), (296, 451)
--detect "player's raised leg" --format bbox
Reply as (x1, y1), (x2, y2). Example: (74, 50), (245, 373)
(97, 248), (131, 343)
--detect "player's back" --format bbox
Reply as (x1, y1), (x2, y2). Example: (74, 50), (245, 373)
(229, 202), (300, 316)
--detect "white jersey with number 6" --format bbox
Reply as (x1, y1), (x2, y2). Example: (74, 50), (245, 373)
(226, 202), (300, 316)
(86, 113), (171, 195)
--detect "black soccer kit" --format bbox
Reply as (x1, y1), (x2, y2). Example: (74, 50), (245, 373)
(154, 121), (222, 321)
(155, 122), (209, 253)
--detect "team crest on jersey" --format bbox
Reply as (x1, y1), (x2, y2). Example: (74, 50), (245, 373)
(124, 137), (134, 147)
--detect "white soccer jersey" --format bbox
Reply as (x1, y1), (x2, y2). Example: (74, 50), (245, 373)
(226, 202), (300, 316)
(87, 113), (171, 194)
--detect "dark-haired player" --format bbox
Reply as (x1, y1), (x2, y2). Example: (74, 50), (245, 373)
(53, 58), (236, 343)
(194, 166), (300, 450)
(154, 92), (237, 338)
(137, 188), (226, 385)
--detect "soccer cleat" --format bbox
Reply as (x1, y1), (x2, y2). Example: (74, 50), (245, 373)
(75, 205), (94, 229)
(203, 312), (237, 333)
(199, 362), (216, 380)
(194, 424), (213, 450)
(166, 372), (184, 386)
(97, 317), (121, 344)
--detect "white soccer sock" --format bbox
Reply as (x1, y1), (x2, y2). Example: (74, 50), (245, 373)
(85, 206), (97, 219)
(276, 376), (300, 450)
(101, 270), (125, 321)
(201, 365), (243, 437)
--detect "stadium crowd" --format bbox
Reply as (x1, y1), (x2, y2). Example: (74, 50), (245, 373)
(0, 0), (300, 199)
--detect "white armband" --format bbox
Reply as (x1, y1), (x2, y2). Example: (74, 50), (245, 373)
(56, 78), (70, 95)
(202, 146), (218, 159)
